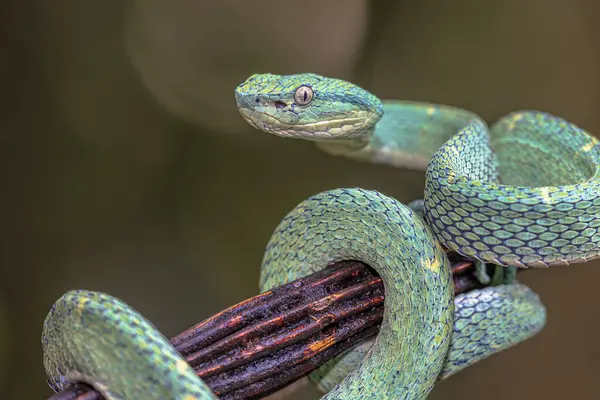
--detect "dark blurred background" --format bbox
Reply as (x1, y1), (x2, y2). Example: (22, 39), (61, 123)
(2, 1), (600, 399)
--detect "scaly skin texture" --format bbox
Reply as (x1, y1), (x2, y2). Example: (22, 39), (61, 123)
(234, 73), (600, 398)
(43, 290), (217, 400)
(260, 188), (455, 398)
(40, 73), (597, 400)
(259, 189), (545, 399)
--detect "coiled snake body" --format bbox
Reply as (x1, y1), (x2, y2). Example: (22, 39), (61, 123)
(42, 73), (600, 399)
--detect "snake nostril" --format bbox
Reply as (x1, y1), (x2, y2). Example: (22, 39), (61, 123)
(274, 101), (287, 110)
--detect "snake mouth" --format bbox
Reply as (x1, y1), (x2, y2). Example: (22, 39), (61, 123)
(237, 106), (365, 140)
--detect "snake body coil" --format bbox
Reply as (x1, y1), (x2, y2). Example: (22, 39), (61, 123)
(41, 73), (600, 399)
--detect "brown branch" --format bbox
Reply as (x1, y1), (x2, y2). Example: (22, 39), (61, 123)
(47, 253), (499, 400)
(46, 384), (102, 400)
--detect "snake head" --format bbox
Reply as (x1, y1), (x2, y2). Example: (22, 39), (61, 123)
(235, 73), (383, 144)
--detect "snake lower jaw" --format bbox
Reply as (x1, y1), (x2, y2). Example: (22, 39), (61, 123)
(237, 104), (376, 146)
(315, 139), (371, 157)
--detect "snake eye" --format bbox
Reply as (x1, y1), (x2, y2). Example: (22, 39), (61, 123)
(294, 85), (314, 106)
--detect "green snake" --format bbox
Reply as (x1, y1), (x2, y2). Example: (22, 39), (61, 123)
(41, 73), (600, 399)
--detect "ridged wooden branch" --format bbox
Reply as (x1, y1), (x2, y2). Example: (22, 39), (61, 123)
(47, 253), (499, 400)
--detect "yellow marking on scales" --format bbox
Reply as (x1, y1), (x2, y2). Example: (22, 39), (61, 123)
(507, 113), (524, 131)
(447, 170), (457, 184)
(580, 136), (598, 152)
(77, 295), (89, 312)
(176, 359), (189, 374)
(422, 257), (441, 273)
(422, 244), (443, 273)
(426, 107), (436, 116)
(539, 187), (552, 204)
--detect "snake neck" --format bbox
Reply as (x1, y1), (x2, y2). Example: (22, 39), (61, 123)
(314, 102), (478, 171)
(314, 128), (374, 157)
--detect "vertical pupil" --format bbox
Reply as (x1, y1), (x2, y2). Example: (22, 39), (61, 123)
(303, 90), (307, 102)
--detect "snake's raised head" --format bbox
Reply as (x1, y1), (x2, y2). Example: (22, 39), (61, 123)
(235, 73), (383, 147)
